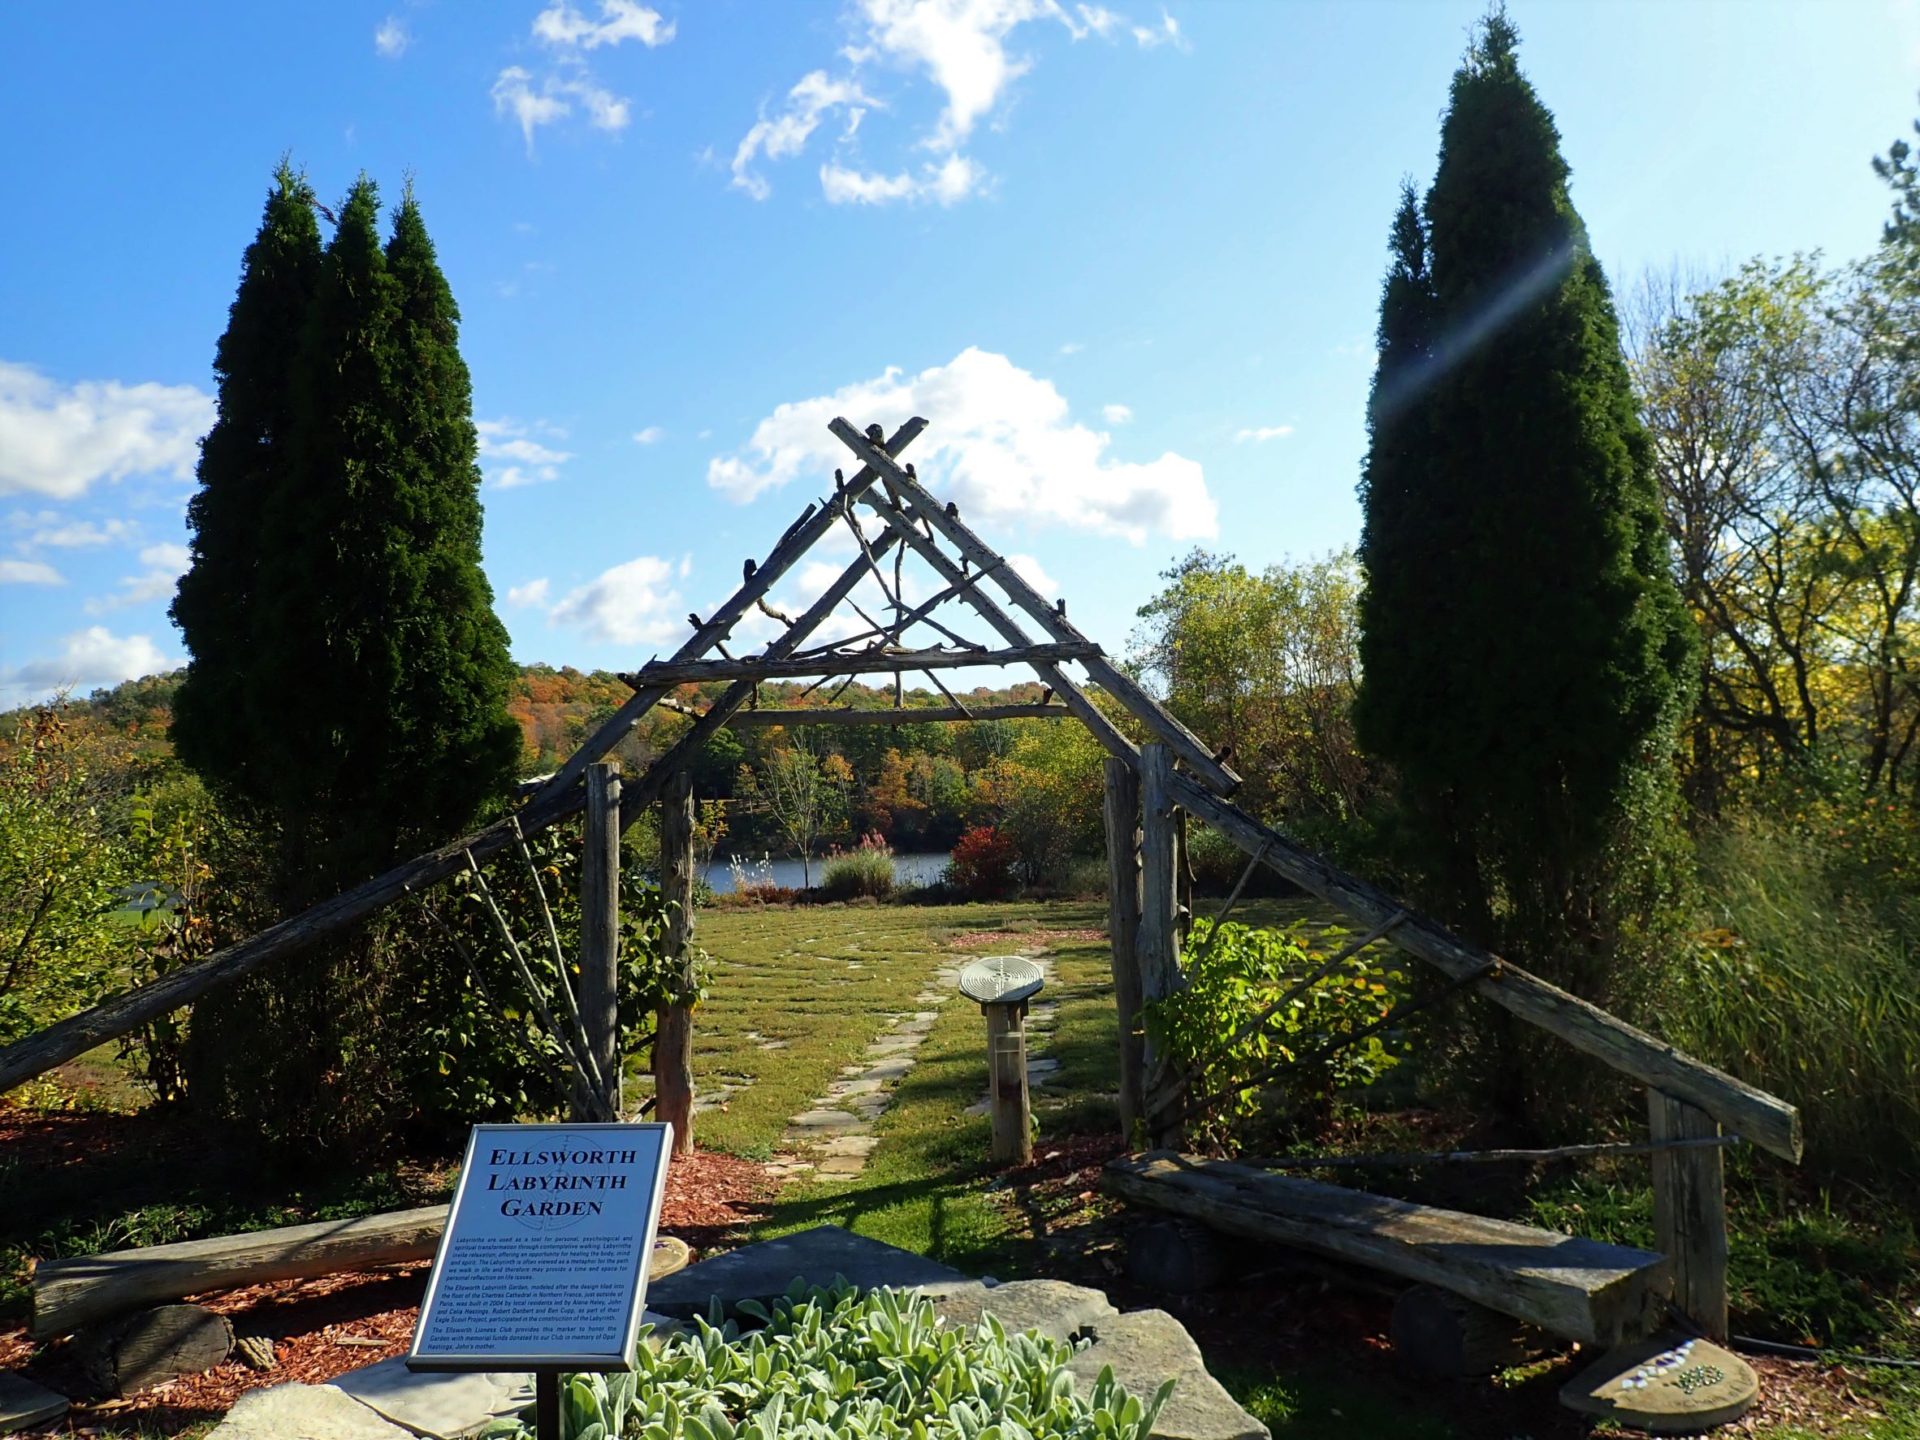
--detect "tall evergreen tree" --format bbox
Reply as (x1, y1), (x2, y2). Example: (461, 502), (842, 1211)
(171, 163), (321, 803)
(1355, 13), (1693, 1003)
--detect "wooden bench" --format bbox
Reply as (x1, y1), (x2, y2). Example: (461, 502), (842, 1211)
(1104, 1151), (1669, 1344)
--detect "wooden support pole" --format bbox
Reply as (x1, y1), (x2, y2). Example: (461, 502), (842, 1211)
(655, 771), (697, 1156)
(1102, 756), (1145, 1138)
(985, 1001), (1033, 1165)
(1649, 1089), (1729, 1340)
(1138, 744), (1185, 1150)
(576, 762), (621, 1122)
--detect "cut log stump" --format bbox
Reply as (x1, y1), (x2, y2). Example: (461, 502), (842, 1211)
(74, 1303), (234, 1397)
(1391, 1284), (1545, 1378)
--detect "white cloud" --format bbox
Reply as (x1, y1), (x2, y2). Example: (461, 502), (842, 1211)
(1234, 424), (1294, 443)
(13, 516), (138, 548)
(632, 425), (665, 445)
(1130, 10), (1184, 48)
(533, 0), (673, 49)
(729, 0), (1181, 206)
(496, 2), (670, 153)
(706, 347), (1215, 545)
(374, 15), (410, 57)
(549, 555), (686, 646)
(0, 627), (173, 708)
(1058, 341), (1083, 356)
(819, 152), (985, 206)
(507, 578), (552, 607)
(1007, 552), (1058, 596)
(477, 418), (574, 488)
(732, 71), (879, 200)
(492, 67), (629, 151)
(0, 558), (63, 585)
(0, 361), (211, 501)
(84, 542), (191, 614)
(1102, 403), (1132, 425)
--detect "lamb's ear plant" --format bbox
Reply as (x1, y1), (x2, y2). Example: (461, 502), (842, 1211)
(486, 1284), (1172, 1440)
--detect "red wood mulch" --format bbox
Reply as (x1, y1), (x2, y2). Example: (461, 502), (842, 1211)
(946, 928), (1107, 951)
(5, 1148), (773, 1438)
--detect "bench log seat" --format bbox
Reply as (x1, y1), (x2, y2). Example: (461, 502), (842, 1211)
(1104, 1151), (1670, 1344)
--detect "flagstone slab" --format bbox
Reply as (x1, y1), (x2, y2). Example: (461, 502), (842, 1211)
(0, 1372), (69, 1435)
(1559, 1334), (1757, 1432)
(1065, 1309), (1269, 1440)
(333, 1360), (532, 1439)
(207, 1383), (412, 1440)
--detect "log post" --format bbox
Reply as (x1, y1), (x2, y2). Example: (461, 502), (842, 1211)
(1102, 756), (1145, 1138)
(1138, 743), (1185, 1149)
(1649, 1089), (1729, 1339)
(985, 1000), (1033, 1165)
(654, 770), (697, 1154)
(577, 762), (622, 1122)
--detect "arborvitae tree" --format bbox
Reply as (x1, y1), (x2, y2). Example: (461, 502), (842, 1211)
(1355, 14), (1693, 1013)
(171, 163), (321, 803)
(181, 175), (519, 1153)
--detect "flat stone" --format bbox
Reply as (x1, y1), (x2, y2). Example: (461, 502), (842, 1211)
(790, 1108), (863, 1130)
(0, 1371), (69, 1435)
(334, 1360), (532, 1439)
(925, 1279), (1118, 1345)
(863, 1056), (917, 1082)
(208, 1383), (415, 1440)
(647, 1226), (967, 1319)
(818, 1134), (882, 1158)
(1559, 1335), (1757, 1433)
(816, 1155), (870, 1176)
(831, 1077), (885, 1097)
(1067, 1309), (1269, 1440)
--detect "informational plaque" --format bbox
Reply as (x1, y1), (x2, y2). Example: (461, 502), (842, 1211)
(408, 1122), (672, 1372)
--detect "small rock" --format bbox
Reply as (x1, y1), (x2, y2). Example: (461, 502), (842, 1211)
(235, 1335), (277, 1372)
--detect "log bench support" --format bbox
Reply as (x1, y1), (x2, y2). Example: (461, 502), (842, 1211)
(1648, 1089), (1729, 1340)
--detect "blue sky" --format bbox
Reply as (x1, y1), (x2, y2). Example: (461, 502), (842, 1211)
(3, 0), (1917, 707)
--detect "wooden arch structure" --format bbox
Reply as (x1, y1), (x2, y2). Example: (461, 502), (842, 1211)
(3, 416), (1798, 1349)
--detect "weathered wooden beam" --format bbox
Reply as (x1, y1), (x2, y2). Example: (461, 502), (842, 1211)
(1103, 755), (1145, 1138)
(1168, 772), (1804, 1161)
(859, 496), (1142, 767)
(0, 777), (591, 1096)
(830, 418), (1242, 797)
(32, 1207), (451, 1339)
(1649, 1090), (1729, 1340)
(655, 771), (697, 1156)
(1105, 1152), (1670, 1344)
(619, 642), (1098, 688)
(721, 703), (1072, 727)
(1138, 744), (1186, 1149)
(0, 534), (904, 1099)
(32, 1212), (694, 1341)
(532, 416), (927, 805)
(575, 762), (621, 1122)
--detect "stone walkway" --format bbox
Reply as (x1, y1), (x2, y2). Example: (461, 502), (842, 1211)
(764, 959), (964, 1181)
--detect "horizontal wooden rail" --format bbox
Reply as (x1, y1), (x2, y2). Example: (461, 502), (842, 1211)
(619, 643), (1098, 688)
(1169, 773), (1802, 1161)
(719, 703), (1073, 726)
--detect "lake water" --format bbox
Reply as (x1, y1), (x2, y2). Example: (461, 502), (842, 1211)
(704, 850), (950, 894)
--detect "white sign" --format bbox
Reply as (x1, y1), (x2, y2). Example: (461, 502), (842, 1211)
(409, 1122), (672, 1372)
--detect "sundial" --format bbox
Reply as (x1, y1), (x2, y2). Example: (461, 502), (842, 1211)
(958, 954), (1044, 1007)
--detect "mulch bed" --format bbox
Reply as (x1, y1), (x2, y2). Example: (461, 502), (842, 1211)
(6, 1148), (773, 1437)
(946, 927), (1107, 951)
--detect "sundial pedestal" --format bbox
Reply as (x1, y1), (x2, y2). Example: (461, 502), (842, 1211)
(960, 956), (1045, 1167)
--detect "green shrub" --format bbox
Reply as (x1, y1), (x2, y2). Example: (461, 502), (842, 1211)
(1672, 807), (1920, 1180)
(488, 1281), (1172, 1440)
(1143, 920), (1409, 1148)
(822, 838), (895, 901)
